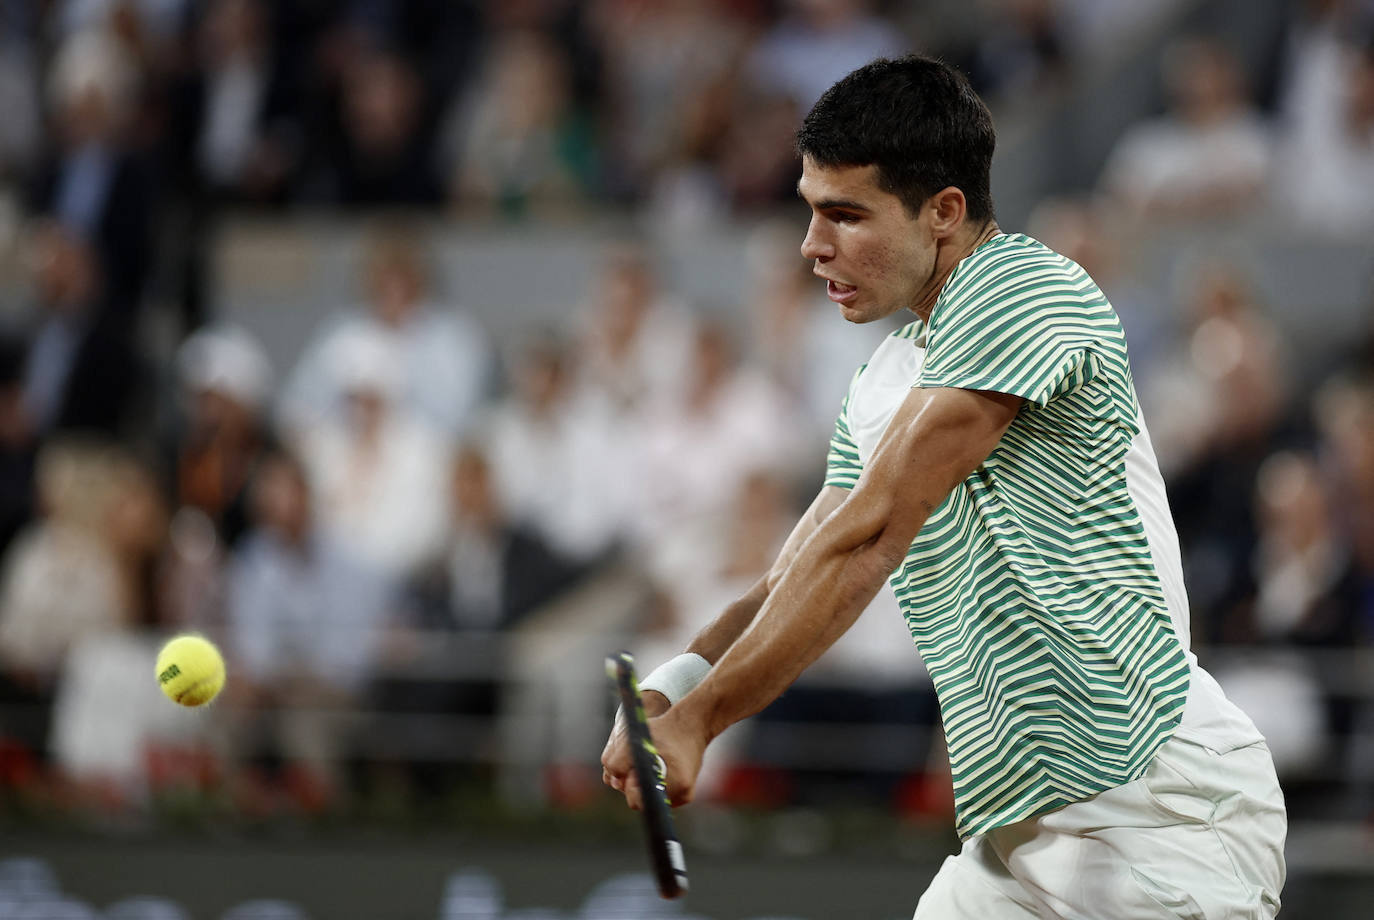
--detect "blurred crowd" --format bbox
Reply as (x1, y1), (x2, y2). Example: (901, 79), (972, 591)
(0, 0), (1372, 828)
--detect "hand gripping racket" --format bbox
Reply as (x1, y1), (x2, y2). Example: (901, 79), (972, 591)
(606, 651), (689, 899)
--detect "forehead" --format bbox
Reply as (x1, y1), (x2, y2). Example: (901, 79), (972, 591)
(797, 158), (892, 206)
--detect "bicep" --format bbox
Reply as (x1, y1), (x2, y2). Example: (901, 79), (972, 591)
(848, 386), (1022, 565)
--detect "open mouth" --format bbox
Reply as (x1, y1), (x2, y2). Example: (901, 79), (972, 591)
(827, 279), (858, 303)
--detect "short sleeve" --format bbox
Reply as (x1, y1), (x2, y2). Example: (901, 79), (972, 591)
(919, 254), (1105, 409)
(824, 367), (864, 490)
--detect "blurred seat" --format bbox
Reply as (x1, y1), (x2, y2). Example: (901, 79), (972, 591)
(105, 896), (193, 920)
(220, 900), (310, 920)
(0, 857), (59, 902)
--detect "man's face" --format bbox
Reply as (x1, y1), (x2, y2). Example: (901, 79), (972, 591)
(798, 157), (936, 324)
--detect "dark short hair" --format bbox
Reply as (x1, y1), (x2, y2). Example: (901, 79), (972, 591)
(797, 55), (996, 222)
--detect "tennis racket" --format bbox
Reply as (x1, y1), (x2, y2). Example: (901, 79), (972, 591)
(606, 651), (689, 899)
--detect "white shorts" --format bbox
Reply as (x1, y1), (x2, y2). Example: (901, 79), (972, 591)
(913, 735), (1287, 919)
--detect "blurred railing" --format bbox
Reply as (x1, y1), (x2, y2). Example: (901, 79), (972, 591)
(5, 630), (1370, 795)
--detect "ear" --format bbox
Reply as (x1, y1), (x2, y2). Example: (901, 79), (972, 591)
(928, 187), (968, 239)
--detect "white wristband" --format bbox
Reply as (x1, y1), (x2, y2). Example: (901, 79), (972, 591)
(639, 653), (712, 706)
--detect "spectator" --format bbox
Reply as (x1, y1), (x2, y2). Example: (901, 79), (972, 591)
(224, 447), (395, 805)
(1143, 259), (1289, 478)
(589, 0), (749, 201)
(570, 244), (692, 419)
(17, 221), (144, 439)
(177, 0), (301, 206)
(746, 0), (908, 112)
(643, 69), (739, 230)
(383, 442), (592, 764)
(1098, 35), (1272, 222)
(1250, 449), (1362, 645)
(1313, 373), (1374, 614)
(0, 441), (165, 766)
(49, 620), (219, 810)
(713, 82), (807, 210)
(483, 333), (627, 565)
(0, 11), (41, 199)
(278, 223), (493, 440)
(43, 446), (204, 809)
(1274, 25), (1374, 233)
(313, 46), (440, 206)
(1145, 260), (1292, 641)
(155, 325), (273, 633)
(0, 335), (36, 558)
(291, 325), (452, 583)
(630, 317), (801, 550)
(444, 443), (589, 630)
(441, 29), (599, 216)
(29, 27), (157, 317)
(170, 324), (274, 550)
(334, 0), (482, 108)
(968, 0), (1071, 102)
(1328, 377), (1374, 815)
(50, 0), (191, 46)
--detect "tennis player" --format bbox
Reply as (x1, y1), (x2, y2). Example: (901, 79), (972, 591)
(602, 55), (1285, 918)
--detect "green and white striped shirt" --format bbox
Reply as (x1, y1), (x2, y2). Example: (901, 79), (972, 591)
(825, 233), (1191, 838)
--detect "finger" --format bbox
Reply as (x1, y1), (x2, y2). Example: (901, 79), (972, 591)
(625, 773), (643, 811)
(601, 737), (631, 774)
(602, 763), (626, 791)
(664, 776), (694, 808)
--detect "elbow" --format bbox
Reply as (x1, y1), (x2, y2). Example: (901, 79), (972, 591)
(848, 489), (925, 577)
(861, 528), (913, 580)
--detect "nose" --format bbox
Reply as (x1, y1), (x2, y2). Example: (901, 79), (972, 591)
(800, 216), (833, 262)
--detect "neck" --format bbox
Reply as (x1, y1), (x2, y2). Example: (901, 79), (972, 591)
(911, 220), (1001, 322)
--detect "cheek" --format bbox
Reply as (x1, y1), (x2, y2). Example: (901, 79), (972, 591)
(857, 239), (921, 297)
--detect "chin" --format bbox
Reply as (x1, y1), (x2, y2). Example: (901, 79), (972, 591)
(839, 302), (888, 325)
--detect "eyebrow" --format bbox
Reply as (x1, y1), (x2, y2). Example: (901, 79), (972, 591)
(795, 185), (872, 213)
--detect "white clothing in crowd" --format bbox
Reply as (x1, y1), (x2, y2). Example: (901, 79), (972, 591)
(1272, 19), (1374, 233)
(0, 524), (126, 680)
(572, 296), (694, 419)
(291, 326), (453, 580)
(630, 364), (800, 548)
(50, 632), (216, 795)
(483, 392), (630, 565)
(296, 409), (451, 581)
(1100, 112), (1271, 217)
(279, 304), (492, 440)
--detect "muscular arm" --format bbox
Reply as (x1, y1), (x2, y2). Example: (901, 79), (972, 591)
(601, 487), (846, 786)
(681, 486), (849, 665)
(626, 487), (847, 720)
(639, 385), (1022, 806)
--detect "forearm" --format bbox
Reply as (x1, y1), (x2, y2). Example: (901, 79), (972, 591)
(635, 574), (769, 717)
(608, 387), (1021, 809)
(684, 574), (770, 664)
(675, 529), (899, 743)
(667, 490), (846, 671)
(666, 388), (1020, 743)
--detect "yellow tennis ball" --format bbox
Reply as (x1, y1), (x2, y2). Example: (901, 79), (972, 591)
(156, 635), (226, 707)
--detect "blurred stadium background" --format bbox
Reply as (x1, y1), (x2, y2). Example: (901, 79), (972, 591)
(0, 0), (1372, 917)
